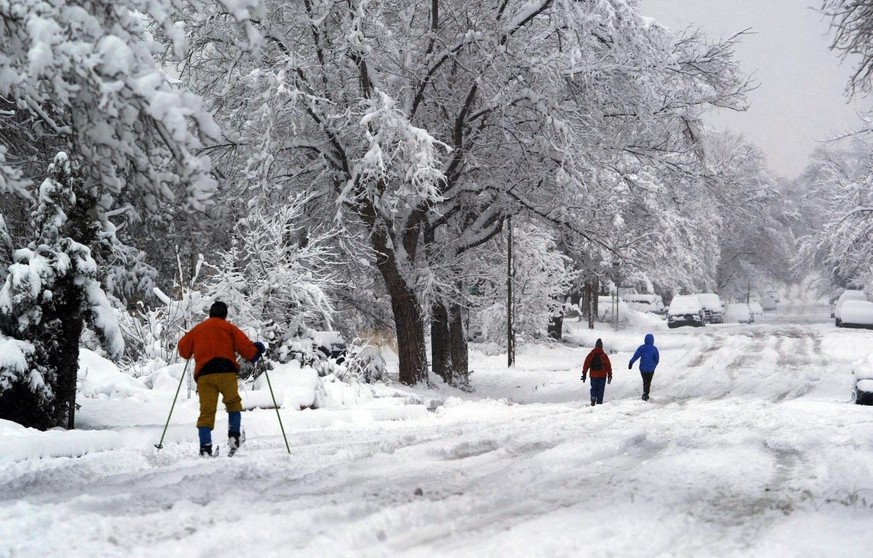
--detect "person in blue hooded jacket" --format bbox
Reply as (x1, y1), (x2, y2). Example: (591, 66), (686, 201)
(629, 333), (660, 401)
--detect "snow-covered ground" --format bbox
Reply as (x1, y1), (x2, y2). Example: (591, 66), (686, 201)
(3, 301), (873, 557)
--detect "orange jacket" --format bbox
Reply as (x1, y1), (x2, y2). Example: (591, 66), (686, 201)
(178, 317), (259, 379)
(582, 347), (612, 379)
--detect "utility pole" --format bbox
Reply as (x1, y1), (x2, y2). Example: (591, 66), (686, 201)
(612, 261), (622, 327)
(587, 280), (594, 330)
(507, 216), (515, 367)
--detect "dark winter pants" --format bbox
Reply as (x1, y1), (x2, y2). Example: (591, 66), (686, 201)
(590, 377), (607, 404)
(641, 372), (654, 396)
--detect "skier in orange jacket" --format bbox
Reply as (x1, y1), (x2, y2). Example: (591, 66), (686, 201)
(178, 301), (264, 456)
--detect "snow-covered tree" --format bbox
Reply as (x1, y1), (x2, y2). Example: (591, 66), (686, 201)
(469, 222), (573, 347)
(796, 138), (873, 290)
(822, 0), (873, 96)
(202, 195), (340, 342)
(0, 154), (123, 430)
(172, 0), (749, 385)
(702, 133), (797, 298)
(0, 0), (263, 427)
(807, 2), (873, 292)
(0, 0), (267, 304)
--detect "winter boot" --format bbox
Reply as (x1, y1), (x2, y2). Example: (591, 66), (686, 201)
(199, 444), (214, 457)
(642, 393), (649, 401)
(228, 430), (246, 456)
(591, 398), (596, 407)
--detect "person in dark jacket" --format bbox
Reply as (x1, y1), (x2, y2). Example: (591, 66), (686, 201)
(178, 301), (265, 456)
(581, 338), (613, 406)
(629, 333), (660, 401)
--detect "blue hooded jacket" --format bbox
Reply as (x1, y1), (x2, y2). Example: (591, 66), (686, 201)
(629, 333), (659, 373)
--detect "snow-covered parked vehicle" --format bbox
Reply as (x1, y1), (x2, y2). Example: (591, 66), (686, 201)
(280, 330), (348, 365)
(723, 303), (752, 324)
(853, 353), (873, 405)
(667, 295), (705, 328)
(696, 293), (725, 324)
(837, 300), (873, 329)
(760, 292), (777, 311)
(834, 289), (868, 326)
(622, 293), (666, 316)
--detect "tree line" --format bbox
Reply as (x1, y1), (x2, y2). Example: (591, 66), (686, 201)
(2, 0), (841, 429)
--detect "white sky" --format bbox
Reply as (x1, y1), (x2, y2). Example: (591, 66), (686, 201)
(642, 0), (870, 179)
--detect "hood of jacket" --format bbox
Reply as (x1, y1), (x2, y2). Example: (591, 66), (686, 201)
(644, 333), (654, 345)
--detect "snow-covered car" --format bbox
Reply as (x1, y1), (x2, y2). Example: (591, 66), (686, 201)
(836, 300), (873, 329)
(282, 330), (348, 364)
(834, 289), (868, 326)
(667, 295), (705, 328)
(760, 293), (777, 311)
(622, 293), (666, 315)
(852, 353), (873, 405)
(696, 293), (724, 324)
(723, 303), (752, 324)
(597, 295), (632, 321)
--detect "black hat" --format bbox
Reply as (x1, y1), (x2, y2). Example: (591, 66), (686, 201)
(595, 338), (603, 349)
(209, 301), (228, 319)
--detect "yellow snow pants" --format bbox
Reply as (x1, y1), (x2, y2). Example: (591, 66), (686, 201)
(196, 373), (242, 429)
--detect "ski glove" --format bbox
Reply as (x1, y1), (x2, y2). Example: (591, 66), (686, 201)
(607, 375), (612, 384)
(251, 341), (267, 363)
(580, 375), (586, 383)
(628, 363), (632, 370)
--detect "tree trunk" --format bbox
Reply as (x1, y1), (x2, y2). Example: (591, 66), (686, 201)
(388, 284), (427, 385)
(448, 302), (469, 387)
(431, 302), (452, 383)
(370, 230), (428, 385)
(53, 275), (84, 429)
(548, 307), (563, 340)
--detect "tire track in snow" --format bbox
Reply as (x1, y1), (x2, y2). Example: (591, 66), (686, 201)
(664, 324), (827, 405)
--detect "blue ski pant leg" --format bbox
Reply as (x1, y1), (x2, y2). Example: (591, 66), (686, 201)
(590, 377), (607, 404)
(228, 411), (241, 436)
(198, 426), (212, 447)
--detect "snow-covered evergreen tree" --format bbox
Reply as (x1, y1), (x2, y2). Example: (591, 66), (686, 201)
(0, 154), (123, 430)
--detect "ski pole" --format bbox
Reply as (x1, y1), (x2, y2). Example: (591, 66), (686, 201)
(262, 361), (291, 454)
(155, 358), (190, 450)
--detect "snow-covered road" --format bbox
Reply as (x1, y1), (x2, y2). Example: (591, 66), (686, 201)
(3, 304), (873, 557)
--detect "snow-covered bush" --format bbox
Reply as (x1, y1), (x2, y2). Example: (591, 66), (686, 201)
(116, 255), (208, 375)
(336, 341), (387, 384)
(201, 196), (340, 347)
